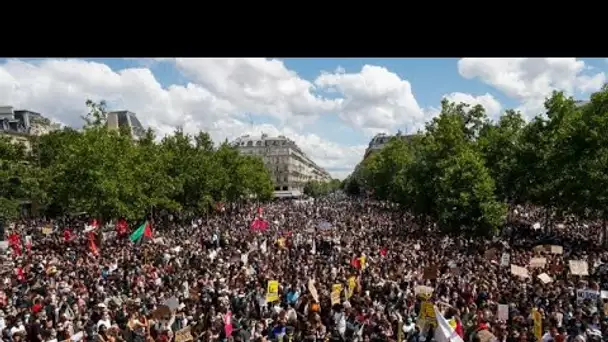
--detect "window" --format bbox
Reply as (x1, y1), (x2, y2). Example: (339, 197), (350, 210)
(247, 141), (253, 146)
(256, 140), (262, 146)
(117, 112), (129, 128)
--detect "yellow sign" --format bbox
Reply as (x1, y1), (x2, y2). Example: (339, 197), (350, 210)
(360, 256), (367, 270)
(42, 227), (52, 235)
(533, 309), (542, 342)
(417, 301), (436, 327)
(331, 284), (342, 305)
(277, 238), (286, 248)
(266, 280), (279, 302)
(347, 276), (356, 299)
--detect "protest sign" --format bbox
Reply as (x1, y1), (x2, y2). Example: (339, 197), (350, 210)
(175, 327), (193, 342)
(530, 258), (547, 268)
(415, 285), (434, 299)
(347, 276), (356, 299)
(501, 253), (510, 267)
(423, 266), (438, 280)
(266, 280), (279, 302)
(538, 273), (553, 284)
(331, 284), (342, 305)
(510, 264), (529, 278)
(569, 260), (589, 276)
(577, 289), (599, 303)
(497, 304), (509, 321)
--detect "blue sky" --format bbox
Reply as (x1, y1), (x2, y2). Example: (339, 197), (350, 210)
(0, 58), (606, 178)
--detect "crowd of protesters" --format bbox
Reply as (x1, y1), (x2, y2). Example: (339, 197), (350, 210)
(1, 196), (607, 342)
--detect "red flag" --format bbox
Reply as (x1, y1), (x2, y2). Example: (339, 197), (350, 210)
(8, 233), (21, 256)
(88, 232), (99, 256)
(380, 247), (387, 257)
(63, 229), (72, 242)
(250, 217), (268, 232)
(351, 257), (361, 269)
(89, 239), (99, 256)
(143, 221), (153, 238)
(224, 311), (233, 338)
(116, 218), (128, 236)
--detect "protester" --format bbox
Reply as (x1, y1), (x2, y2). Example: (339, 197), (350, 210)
(1, 197), (607, 342)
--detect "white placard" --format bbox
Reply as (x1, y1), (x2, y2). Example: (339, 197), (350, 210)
(497, 304), (509, 321)
(569, 260), (589, 276)
(538, 273), (553, 284)
(510, 264), (529, 278)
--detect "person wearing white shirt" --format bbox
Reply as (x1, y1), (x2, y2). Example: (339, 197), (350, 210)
(96, 312), (112, 330)
(10, 320), (26, 337)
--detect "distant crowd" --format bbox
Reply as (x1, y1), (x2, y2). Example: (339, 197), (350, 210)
(1, 197), (607, 342)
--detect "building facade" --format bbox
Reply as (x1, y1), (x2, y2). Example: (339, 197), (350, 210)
(0, 106), (59, 151)
(362, 132), (415, 160)
(106, 110), (146, 140)
(232, 134), (331, 196)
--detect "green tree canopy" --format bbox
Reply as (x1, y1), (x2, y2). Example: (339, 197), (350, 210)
(352, 86), (608, 237)
(0, 100), (276, 223)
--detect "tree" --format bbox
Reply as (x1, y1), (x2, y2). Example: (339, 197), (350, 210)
(477, 110), (526, 203)
(303, 179), (341, 197)
(5, 99), (279, 223)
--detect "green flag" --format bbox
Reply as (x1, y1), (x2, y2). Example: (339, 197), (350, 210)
(129, 221), (152, 242)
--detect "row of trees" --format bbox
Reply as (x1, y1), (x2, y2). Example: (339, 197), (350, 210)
(303, 179), (342, 198)
(0, 100), (275, 223)
(344, 86), (608, 236)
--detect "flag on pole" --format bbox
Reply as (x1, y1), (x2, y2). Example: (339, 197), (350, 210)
(433, 306), (464, 342)
(130, 221), (153, 243)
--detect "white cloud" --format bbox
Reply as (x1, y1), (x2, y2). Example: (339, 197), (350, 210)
(314, 65), (426, 134)
(457, 58), (606, 119)
(0, 58), (366, 178)
(443, 92), (503, 121)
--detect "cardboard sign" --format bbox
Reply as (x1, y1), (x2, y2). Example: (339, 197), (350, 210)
(530, 258), (547, 268)
(42, 227), (53, 235)
(550, 245), (563, 254)
(266, 280), (279, 302)
(484, 248), (497, 260)
(150, 305), (171, 319)
(423, 266), (438, 280)
(510, 265), (529, 278)
(569, 260), (589, 276)
(174, 327), (193, 342)
(415, 285), (434, 299)
(538, 273), (553, 284)
(532, 245), (546, 253)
